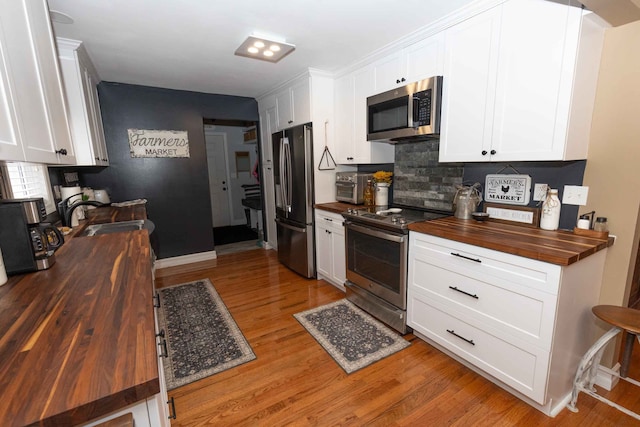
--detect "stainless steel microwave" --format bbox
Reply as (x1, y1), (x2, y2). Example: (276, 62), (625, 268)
(366, 76), (443, 143)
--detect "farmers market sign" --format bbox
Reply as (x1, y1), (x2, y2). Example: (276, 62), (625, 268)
(484, 174), (531, 205)
(128, 129), (190, 158)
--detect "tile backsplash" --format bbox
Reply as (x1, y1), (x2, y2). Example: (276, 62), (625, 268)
(393, 139), (463, 211)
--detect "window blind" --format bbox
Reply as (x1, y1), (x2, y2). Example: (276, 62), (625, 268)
(3, 162), (56, 213)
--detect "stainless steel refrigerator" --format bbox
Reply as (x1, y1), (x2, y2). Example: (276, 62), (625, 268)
(272, 123), (315, 278)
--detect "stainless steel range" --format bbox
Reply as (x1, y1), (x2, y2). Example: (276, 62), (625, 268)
(342, 205), (449, 333)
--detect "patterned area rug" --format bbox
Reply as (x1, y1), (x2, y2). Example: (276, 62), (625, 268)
(156, 279), (256, 390)
(294, 300), (410, 374)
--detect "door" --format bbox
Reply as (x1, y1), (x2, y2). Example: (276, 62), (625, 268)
(205, 133), (232, 227)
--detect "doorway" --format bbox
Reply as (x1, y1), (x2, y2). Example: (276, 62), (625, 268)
(203, 120), (263, 252)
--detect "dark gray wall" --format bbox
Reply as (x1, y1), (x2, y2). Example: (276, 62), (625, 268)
(78, 82), (258, 259)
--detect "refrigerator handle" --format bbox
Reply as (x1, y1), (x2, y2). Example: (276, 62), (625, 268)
(279, 137), (286, 214)
(284, 139), (292, 213)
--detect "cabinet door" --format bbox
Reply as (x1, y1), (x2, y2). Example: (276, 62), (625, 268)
(0, 0), (75, 164)
(439, 6), (501, 163)
(259, 106), (276, 165)
(275, 88), (292, 130)
(316, 220), (332, 279)
(290, 78), (311, 126)
(404, 32), (445, 83)
(0, 49), (24, 162)
(491, 0), (581, 161)
(352, 65), (376, 163)
(85, 69), (109, 164)
(373, 51), (404, 93)
(331, 224), (346, 287)
(333, 73), (354, 164)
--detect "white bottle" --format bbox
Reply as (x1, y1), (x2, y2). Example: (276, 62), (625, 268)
(540, 189), (561, 230)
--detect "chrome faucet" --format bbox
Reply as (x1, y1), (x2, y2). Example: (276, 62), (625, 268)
(57, 193), (110, 227)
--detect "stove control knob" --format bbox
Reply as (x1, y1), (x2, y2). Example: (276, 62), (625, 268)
(391, 216), (399, 223)
(399, 218), (407, 225)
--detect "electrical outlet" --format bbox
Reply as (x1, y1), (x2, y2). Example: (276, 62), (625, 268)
(562, 185), (589, 205)
(533, 184), (548, 201)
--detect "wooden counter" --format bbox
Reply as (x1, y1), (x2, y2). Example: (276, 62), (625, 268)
(314, 202), (356, 215)
(408, 216), (609, 266)
(0, 208), (157, 427)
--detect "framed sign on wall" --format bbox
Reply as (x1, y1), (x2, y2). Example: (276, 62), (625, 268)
(484, 174), (532, 205)
(128, 129), (190, 158)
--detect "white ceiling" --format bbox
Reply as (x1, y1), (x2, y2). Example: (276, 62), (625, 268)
(47, 0), (476, 99)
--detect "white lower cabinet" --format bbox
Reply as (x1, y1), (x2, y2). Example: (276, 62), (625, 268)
(315, 210), (346, 289)
(408, 232), (607, 415)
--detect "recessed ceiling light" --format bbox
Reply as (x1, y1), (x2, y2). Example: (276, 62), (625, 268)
(49, 10), (74, 24)
(234, 35), (295, 63)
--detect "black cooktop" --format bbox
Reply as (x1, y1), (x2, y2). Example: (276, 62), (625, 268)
(341, 205), (451, 232)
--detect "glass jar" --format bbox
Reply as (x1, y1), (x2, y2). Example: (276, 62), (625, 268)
(594, 217), (608, 232)
(363, 179), (374, 207)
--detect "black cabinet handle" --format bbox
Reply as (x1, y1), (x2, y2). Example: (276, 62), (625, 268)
(450, 252), (482, 263)
(449, 286), (479, 299)
(447, 329), (475, 346)
(153, 292), (161, 308)
(325, 218), (333, 222)
(481, 150), (488, 156)
(159, 339), (168, 358)
(288, 120), (293, 124)
(490, 149), (496, 155)
(167, 396), (177, 419)
(55, 148), (68, 155)
(95, 156), (100, 161)
(156, 328), (165, 338)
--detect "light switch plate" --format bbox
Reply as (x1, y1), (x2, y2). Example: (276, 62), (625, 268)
(533, 184), (548, 201)
(562, 185), (589, 205)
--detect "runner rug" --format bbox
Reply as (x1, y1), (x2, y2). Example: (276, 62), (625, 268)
(294, 299), (410, 374)
(156, 278), (256, 390)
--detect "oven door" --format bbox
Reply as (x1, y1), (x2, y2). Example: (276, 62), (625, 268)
(345, 222), (408, 309)
(335, 182), (357, 204)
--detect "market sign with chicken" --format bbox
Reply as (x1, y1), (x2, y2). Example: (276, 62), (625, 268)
(484, 174), (531, 206)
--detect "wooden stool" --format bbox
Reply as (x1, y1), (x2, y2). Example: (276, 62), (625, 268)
(567, 305), (640, 420)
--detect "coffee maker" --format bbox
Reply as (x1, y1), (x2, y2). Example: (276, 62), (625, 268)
(0, 198), (64, 275)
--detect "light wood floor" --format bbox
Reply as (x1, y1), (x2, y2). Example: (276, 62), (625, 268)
(155, 249), (640, 426)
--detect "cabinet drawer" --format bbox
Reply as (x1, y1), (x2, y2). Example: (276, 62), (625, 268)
(410, 233), (561, 295)
(408, 293), (549, 404)
(315, 210), (344, 232)
(409, 256), (556, 349)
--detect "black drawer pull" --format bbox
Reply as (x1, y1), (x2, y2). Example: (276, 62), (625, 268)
(153, 292), (161, 308)
(450, 252), (481, 263)
(449, 286), (479, 299)
(447, 329), (475, 346)
(167, 396), (177, 419)
(159, 339), (168, 358)
(156, 328), (165, 338)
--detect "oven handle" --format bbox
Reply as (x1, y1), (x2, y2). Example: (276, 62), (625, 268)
(347, 222), (405, 243)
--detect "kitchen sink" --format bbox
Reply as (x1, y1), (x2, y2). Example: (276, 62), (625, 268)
(82, 220), (154, 236)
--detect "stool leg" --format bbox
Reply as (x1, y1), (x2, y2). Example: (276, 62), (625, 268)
(621, 332), (637, 378)
(567, 327), (622, 412)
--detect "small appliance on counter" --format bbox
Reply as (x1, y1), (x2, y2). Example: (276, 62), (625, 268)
(0, 198), (64, 275)
(335, 172), (373, 204)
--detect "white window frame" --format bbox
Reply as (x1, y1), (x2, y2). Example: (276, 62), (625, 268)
(1, 162), (56, 214)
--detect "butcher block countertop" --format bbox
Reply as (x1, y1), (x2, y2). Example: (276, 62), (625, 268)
(314, 202), (355, 215)
(0, 206), (157, 427)
(409, 216), (610, 266)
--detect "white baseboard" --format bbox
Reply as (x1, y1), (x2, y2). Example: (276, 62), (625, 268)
(155, 251), (217, 269)
(596, 363), (621, 391)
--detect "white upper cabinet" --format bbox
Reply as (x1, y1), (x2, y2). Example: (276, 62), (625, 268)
(334, 65), (395, 165)
(0, 0), (75, 164)
(57, 38), (109, 166)
(373, 33), (445, 93)
(275, 76), (311, 130)
(439, 0), (603, 162)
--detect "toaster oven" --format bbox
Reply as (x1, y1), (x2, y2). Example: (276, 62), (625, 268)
(335, 172), (373, 204)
